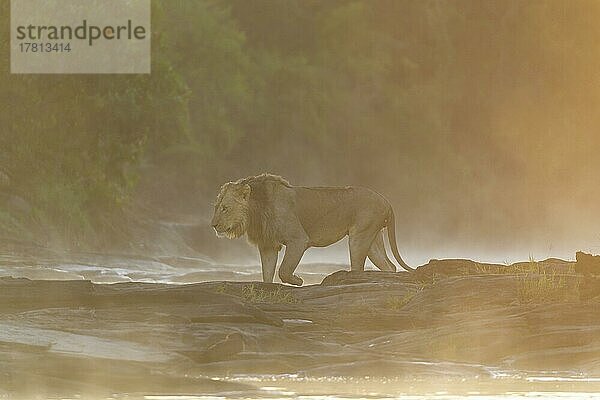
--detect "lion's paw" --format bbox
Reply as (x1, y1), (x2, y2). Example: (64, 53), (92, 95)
(280, 273), (303, 286)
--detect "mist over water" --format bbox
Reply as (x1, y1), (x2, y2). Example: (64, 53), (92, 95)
(185, 1), (600, 268)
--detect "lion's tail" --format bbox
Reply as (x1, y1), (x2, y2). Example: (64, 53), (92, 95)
(386, 207), (415, 272)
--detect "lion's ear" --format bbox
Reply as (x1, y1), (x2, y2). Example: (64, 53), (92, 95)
(240, 184), (251, 201)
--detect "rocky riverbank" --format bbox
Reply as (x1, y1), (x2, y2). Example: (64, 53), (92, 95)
(0, 256), (599, 398)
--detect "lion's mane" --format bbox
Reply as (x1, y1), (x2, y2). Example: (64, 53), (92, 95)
(215, 173), (290, 247)
(239, 173), (290, 247)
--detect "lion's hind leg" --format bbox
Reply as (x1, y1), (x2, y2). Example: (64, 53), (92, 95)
(348, 227), (380, 272)
(368, 230), (396, 272)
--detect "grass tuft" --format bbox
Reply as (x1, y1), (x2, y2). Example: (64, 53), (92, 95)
(385, 288), (422, 311)
(466, 257), (575, 276)
(517, 271), (578, 304)
(240, 284), (299, 304)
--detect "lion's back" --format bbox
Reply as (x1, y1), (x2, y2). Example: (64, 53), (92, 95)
(293, 186), (390, 244)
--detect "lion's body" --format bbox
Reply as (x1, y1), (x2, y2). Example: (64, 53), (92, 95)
(298, 186), (392, 246)
(212, 174), (414, 286)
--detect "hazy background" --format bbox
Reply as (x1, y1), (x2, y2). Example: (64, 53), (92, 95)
(1, 0), (600, 266)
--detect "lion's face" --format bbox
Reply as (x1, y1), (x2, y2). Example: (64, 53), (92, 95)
(211, 182), (251, 239)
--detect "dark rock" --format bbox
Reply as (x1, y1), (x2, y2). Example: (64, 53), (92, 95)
(415, 257), (574, 279)
(576, 251), (600, 276)
(580, 276), (600, 299)
(414, 258), (498, 278)
(320, 269), (412, 286)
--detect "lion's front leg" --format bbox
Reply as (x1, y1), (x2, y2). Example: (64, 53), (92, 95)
(259, 245), (279, 283)
(278, 242), (307, 286)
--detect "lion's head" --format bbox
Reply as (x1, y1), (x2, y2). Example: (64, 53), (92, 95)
(211, 181), (251, 239)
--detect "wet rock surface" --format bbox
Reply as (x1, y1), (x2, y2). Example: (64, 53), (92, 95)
(0, 255), (599, 397)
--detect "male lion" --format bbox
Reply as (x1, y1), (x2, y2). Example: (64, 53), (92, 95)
(211, 173), (415, 286)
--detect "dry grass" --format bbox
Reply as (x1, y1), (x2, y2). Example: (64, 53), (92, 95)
(385, 288), (422, 311)
(414, 273), (442, 288)
(453, 256), (579, 304)
(465, 255), (575, 276)
(214, 282), (300, 304)
(240, 284), (300, 304)
(474, 263), (542, 275)
(214, 283), (228, 294)
(517, 271), (579, 304)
